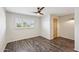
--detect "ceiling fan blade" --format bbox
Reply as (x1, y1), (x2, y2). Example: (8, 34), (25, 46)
(40, 7), (45, 11)
(33, 12), (38, 13)
(39, 13), (44, 15)
(37, 7), (40, 10)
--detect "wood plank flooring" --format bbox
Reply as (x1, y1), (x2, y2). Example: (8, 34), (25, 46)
(51, 37), (74, 52)
(4, 36), (75, 52)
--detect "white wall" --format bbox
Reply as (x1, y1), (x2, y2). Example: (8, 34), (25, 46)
(58, 14), (74, 40)
(6, 12), (41, 43)
(6, 12), (52, 42)
(40, 15), (51, 40)
(0, 8), (6, 52)
(75, 8), (79, 51)
(6, 12), (75, 44)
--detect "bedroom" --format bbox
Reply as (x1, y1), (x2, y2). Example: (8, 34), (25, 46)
(0, 7), (78, 52)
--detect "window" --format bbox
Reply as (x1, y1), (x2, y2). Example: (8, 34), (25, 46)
(15, 15), (35, 28)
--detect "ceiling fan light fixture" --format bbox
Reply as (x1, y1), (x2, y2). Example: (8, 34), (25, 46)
(36, 13), (41, 16)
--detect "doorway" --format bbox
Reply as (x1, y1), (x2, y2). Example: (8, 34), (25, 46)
(53, 16), (58, 38)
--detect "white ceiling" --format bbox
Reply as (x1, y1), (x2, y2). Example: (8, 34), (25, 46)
(5, 7), (74, 16)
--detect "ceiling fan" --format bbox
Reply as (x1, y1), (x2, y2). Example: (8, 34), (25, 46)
(33, 7), (45, 15)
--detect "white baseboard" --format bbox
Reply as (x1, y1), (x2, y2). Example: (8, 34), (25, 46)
(0, 42), (7, 52)
(7, 35), (40, 43)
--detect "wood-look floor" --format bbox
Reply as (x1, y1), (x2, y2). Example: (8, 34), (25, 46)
(4, 36), (75, 52)
(51, 37), (74, 52)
